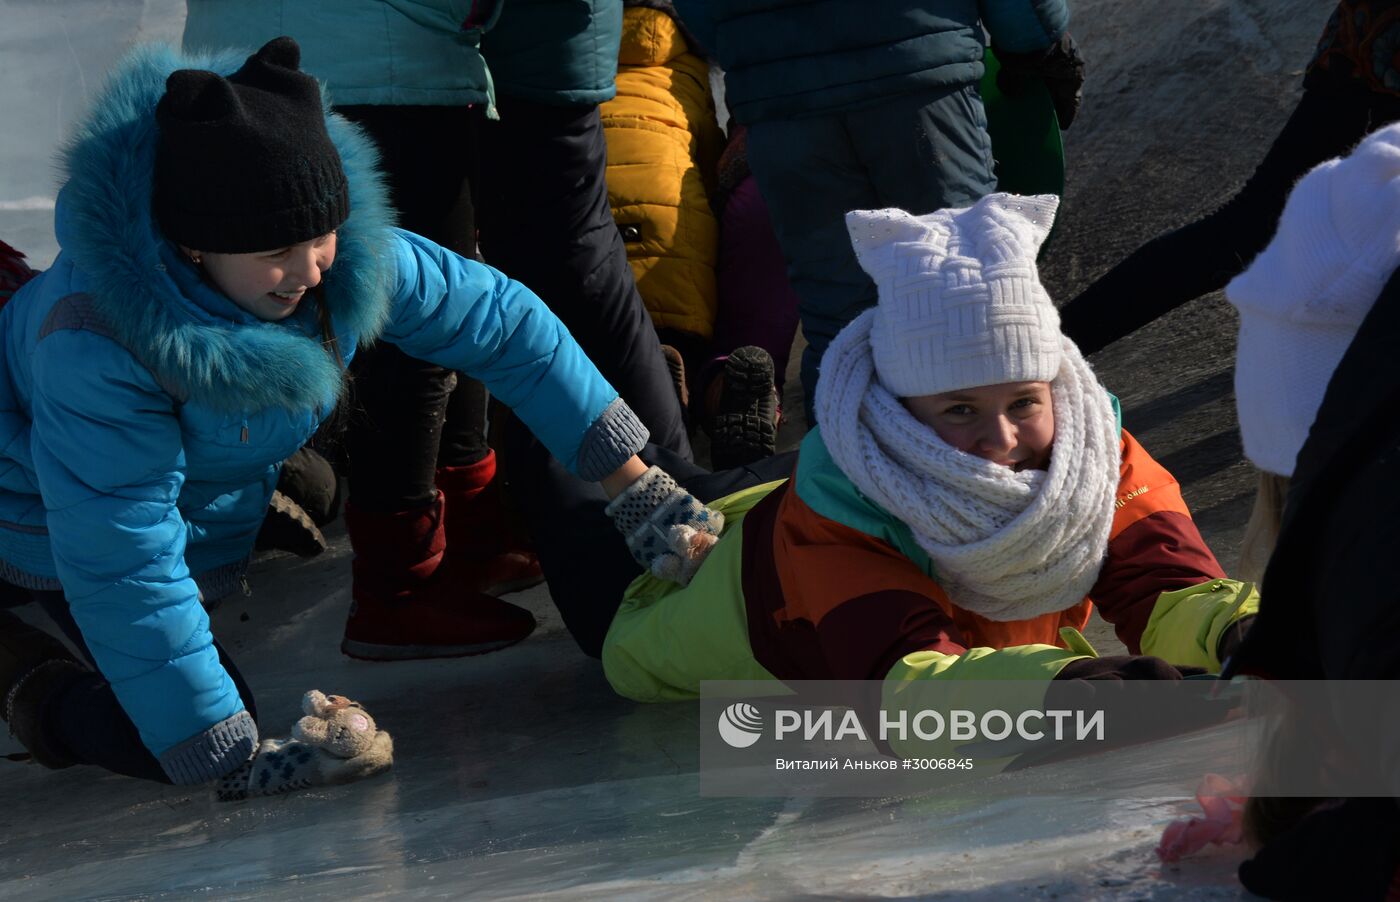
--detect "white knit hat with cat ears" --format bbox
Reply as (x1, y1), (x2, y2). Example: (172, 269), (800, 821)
(1228, 122), (1400, 477)
(845, 193), (1062, 398)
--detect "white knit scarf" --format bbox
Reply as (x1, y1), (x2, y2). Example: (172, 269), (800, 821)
(815, 309), (1121, 621)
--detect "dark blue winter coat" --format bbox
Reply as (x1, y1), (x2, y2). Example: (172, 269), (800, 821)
(0, 44), (644, 784)
(672, 0), (1070, 122)
(484, 0), (626, 105)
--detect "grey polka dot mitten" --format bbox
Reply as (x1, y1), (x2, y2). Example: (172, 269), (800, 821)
(216, 760), (256, 802)
(604, 466), (725, 586)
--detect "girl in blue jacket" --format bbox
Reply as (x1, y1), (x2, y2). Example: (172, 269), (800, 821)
(0, 37), (717, 792)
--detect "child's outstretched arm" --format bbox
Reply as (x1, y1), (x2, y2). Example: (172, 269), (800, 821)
(380, 230), (648, 479)
(380, 231), (724, 583)
(1090, 430), (1258, 671)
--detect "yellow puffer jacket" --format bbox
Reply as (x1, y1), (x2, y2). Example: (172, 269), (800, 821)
(601, 4), (724, 340)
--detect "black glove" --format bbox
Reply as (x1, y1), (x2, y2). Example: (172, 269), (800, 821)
(1054, 655), (1206, 681)
(1008, 655), (1222, 768)
(995, 31), (1086, 129)
(1052, 655), (1214, 738)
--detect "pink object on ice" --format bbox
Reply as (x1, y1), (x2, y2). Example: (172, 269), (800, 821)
(1157, 774), (1248, 863)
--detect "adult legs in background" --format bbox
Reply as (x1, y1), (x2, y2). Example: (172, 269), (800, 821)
(344, 341), (460, 513)
(1058, 86), (1400, 354)
(477, 95), (692, 459)
(746, 84), (997, 419)
(696, 175), (799, 470)
(435, 373), (544, 597)
(706, 175), (803, 398)
(333, 104), (537, 661)
(336, 104), (488, 508)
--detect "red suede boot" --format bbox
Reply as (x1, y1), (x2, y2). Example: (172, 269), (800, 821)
(341, 494), (536, 661)
(436, 450), (544, 596)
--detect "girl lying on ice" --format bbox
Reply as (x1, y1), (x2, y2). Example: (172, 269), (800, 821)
(0, 37), (720, 794)
(522, 192), (1257, 701)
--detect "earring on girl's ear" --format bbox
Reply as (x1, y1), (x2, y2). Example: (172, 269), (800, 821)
(189, 253), (202, 265)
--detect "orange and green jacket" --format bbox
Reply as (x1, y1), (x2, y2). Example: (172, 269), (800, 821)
(599, 4), (724, 340)
(603, 425), (1258, 702)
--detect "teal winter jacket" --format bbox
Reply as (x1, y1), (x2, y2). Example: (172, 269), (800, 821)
(0, 43), (646, 784)
(185, 0), (626, 110)
(671, 0), (1070, 122)
(183, 0), (497, 107)
(483, 0), (625, 105)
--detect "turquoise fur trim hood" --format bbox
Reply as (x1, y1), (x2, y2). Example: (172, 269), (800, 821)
(55, 43), (394, 412)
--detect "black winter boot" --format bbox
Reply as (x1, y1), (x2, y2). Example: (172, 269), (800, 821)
(256, 447), (342, 558)
(278, 446), (341, 526)
(1, 609), (85, 768)
(706, 346), (780, 470)
(256, 490), (328, 558)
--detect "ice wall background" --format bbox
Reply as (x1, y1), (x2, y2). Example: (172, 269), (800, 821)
(1, 0), (185, 267)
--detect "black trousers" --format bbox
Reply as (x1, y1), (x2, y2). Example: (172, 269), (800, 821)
(338, 99), (691, 510)
(478, 95), (692, 461)
(7, 586), (256, 784)
(336, 105), (491, 512)
(1058, 81), (1400, 354)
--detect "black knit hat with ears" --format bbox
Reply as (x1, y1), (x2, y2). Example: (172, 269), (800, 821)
(154, 36), (349, 254)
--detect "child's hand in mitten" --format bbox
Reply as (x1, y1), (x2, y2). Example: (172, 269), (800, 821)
(605, 466), (724, 586)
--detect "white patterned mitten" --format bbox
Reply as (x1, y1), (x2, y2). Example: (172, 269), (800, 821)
(216, 737), (326, 801)
(604, 466), (725, 586)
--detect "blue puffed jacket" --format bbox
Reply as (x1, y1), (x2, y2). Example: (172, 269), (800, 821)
(670, 0), (1070, 122)
(0, 44), (647, 784)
